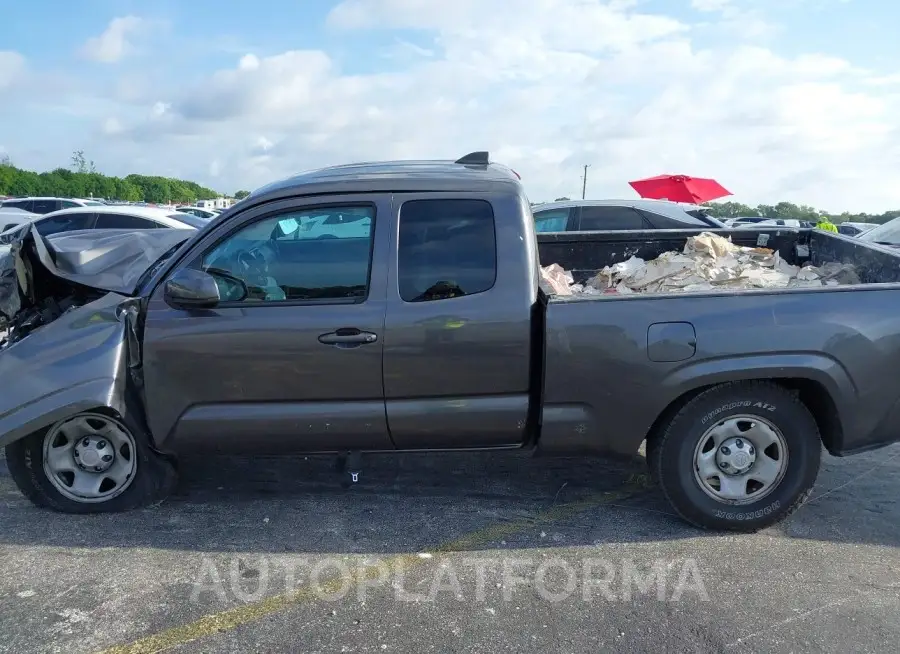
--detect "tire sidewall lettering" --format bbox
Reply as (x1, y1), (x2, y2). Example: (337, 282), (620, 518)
(713, 500), (781, 521)
(700, 401), (777, 425)
(658, 383), (821, 531)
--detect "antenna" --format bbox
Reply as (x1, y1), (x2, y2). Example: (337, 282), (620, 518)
(454, 151), (490, 166)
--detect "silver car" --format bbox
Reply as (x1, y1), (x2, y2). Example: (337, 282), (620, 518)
(532, 199), (727, 233)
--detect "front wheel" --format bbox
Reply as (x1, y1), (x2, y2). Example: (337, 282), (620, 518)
(649, 381), (821, 532)
(5, 409), (177, 513)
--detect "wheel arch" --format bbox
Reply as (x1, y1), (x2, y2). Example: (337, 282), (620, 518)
(0, 379), (128, 450)
(645, 354), (857, 454)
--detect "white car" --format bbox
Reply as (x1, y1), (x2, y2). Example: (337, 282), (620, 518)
(0, 205), (207, 242)
(733, 218), (810, 229)
(175, 206), (219, 220)
(0, 207), (38, 234)
(0, 197), (107, 215)
(723, 216), (770, 227)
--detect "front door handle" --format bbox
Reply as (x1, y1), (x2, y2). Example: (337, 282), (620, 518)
(318, 328), (378, 346)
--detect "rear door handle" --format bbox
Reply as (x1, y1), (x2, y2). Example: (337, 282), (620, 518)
(318, 328), (378, 346)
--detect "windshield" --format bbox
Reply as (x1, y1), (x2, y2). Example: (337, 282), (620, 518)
(858, 218), (900, 245)
(685, 209), (725, 227)
(134, 241), (189, 294)
(83, 200), (105, 206)
(169, 213), (210, 229)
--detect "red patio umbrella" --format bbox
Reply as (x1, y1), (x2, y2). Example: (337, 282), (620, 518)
(628, 174), (731, 204)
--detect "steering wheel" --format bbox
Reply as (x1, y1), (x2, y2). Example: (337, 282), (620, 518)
(233, 247), (270, 281)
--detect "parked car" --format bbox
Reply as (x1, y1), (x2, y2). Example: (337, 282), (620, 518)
(175, 206), (219, 220)
(723, 216), (769, 227)
(0, 205), (207, 245)
(857, 217), (900, 248)
(734, 218), (814, 229)
(838, 221), (877, 237)
(1, 152), (899, 533)
(532, 199), (726, 233)
(0, 197), (106, 214)
(0, 207), (38, 234)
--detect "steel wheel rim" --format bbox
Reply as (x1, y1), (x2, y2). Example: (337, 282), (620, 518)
(692, 414), (789, 506)
(42, 413), (138, 503)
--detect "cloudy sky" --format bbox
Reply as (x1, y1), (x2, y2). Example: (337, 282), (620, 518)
(1, 0), (898, 211)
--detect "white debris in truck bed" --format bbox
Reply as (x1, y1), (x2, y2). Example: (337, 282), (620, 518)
(540, 231), (860, 296)
(538, 263), (575, 296)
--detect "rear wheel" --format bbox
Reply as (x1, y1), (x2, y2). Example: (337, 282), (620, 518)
(649, 381), (821, 531)
(5, 408), (177, 513)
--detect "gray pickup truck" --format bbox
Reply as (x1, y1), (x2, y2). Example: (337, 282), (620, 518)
(1, 151), (899, 531)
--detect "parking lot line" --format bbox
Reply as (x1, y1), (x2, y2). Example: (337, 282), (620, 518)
(94, 479), (649, 654)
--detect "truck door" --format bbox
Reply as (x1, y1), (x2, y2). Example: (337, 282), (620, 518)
(383, 193), (533, 449)
(141, 195), (394, 454)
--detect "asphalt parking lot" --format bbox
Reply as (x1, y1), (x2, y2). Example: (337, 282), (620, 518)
(0, 445), (898, 654)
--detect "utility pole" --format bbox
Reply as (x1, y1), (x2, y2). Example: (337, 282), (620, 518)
(581, 164), (590, 199)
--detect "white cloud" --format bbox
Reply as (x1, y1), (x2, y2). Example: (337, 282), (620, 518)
(238, 54), (260, 71)
(80, 16), (145, 63)
(151, 101), (170, 117)
(0, 51), (25, 89)
(691, 0), (732, 11)
(102, 117), (124, 135)
(328, 0), (688, 53)
(12, 0), (900, 212)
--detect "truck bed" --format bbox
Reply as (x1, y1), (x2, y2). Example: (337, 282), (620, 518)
(537, 227), (900, 288)
(535, 227), (900, 460)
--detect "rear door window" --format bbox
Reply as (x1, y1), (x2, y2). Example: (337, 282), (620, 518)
(1, 199), (33, 212)
(95, 213), (162, 229)
(397, 199), (497, 302)
(533, 208), (571, 233)
(34, 212), (96, 237)
(31, 199), (60, 214)
(578, 206), (648, 231)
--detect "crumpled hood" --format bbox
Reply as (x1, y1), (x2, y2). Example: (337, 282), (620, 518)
(0, 224), (192, 446)
(0, 225), (193, 321)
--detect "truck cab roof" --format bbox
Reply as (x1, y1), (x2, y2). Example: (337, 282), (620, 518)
(247, 153), (523, 202)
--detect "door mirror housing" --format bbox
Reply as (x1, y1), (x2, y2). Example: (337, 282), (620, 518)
(164, 268), (222, 309)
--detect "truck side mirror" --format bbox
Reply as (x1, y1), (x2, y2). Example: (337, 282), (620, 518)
(164, 268), (221, 309)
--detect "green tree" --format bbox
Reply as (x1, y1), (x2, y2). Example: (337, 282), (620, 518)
(70, 150), (87, 174)
(0, 160), (219, 202)
(703, 201), (757, 218)
(234, 190), (250, 199)
(554, 196), (571, 201)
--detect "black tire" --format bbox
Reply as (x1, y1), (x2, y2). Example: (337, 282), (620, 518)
(4, 404), (178, 514)
(649, 380), (821, 532)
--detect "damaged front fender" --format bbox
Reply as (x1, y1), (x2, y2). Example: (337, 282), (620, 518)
(0, 225), (194, 449)
(0, 292), (141, 449)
